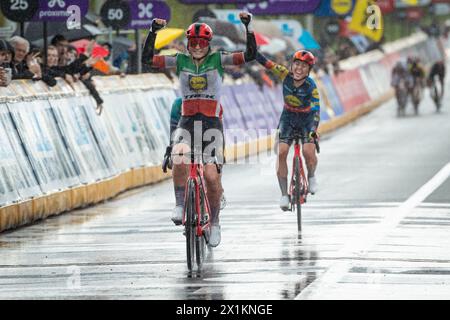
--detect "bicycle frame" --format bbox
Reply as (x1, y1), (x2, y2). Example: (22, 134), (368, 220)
(182, 154), (211, 238)
(290, 138), (309, 207)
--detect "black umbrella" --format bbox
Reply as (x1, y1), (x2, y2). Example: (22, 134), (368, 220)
(20, 16), (103, 47)
(198, 17), (246, 44)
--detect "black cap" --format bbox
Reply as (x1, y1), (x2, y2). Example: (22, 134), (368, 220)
(0, 39), (14, 53)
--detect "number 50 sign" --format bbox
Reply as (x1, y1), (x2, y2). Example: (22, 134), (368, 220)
(100, 0), (171, 30)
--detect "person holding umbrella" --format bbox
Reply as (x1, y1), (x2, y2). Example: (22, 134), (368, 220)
(142, 12), (257, 247)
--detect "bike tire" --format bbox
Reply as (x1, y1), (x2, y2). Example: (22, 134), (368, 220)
(195, 184), (208, 268)
(294, 156), (302, 232)
(433, 85), (441, 112)
(185, 180), (196, 271)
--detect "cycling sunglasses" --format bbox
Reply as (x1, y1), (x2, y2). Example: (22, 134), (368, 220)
(188, 38), (210, 49)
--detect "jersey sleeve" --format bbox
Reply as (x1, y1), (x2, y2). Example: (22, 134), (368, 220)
(255, 51), (289, 82)
(151, 54), (178, 69)
(310, 82), (321, 132)
(220, 51), (246, 66)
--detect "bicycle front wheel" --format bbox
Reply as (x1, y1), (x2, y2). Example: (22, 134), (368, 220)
(293, 156), (302, 232)
(195, 183), (208, 268)
(185, 180), (196, 271)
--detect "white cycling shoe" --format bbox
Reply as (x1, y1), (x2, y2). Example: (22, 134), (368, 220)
(280, 195), (290, 211)
(208, 224), (221, 247)
(171, 206), (183, 226)
(308, 177), (318, 195)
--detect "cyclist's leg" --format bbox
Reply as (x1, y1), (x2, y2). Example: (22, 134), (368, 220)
(204, 165), (222, 224)
(202, 115), (224, 247)
(301, 114), (319, 193)
(202, 115), (224, 224)
(302, 115), (318, 178)
(277, 111), (293, 198)
(302, 143), (317, 178)
(171, 116), (193, 224)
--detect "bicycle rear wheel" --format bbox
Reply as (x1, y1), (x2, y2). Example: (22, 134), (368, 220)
(293, 156), (302, 232)
(185, 180), (196, 271)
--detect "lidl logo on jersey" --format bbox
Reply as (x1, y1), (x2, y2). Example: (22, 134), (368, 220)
(312, 88), (320, 100)
(189, 74), (208, 92)
(285, 95), (302, 107)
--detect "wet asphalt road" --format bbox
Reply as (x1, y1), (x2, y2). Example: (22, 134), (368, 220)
(0, 74), (449, 300)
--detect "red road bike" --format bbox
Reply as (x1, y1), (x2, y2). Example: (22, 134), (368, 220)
(289, 133), (319, 232)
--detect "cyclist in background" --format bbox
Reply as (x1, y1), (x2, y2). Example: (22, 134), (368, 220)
(391, 60), (412, 112)
(428, 60), (446, 99)
(142, 13), (256, 247)
(408, 57), (426, 86)
(254, 50), (320, 211)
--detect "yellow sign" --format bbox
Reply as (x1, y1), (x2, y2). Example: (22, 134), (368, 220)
(348, 0), (384, 42)
(332, 0), (353, 16)
(401, 0), (418, 5)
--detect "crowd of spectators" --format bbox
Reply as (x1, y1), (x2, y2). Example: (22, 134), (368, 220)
(0, 34), (124, 114)
(1, 20), (445, 104)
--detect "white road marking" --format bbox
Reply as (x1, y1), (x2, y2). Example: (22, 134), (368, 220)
(295, 162), (450, 300)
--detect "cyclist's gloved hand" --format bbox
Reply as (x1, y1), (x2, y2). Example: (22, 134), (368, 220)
(150, 18), (167, 33)
(309, 131), (318, 140)
(239, 12), (252, 28)
(162, 145), (172, 173)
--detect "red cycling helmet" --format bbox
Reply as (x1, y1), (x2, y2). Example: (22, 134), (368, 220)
(186, 23), (213, 41)
(292, 50), (315, 67)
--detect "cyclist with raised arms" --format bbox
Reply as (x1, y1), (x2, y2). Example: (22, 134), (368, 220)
(254, 50), (320, 211)
(142, 13), (257, 247)
(163, 97), (227, 210)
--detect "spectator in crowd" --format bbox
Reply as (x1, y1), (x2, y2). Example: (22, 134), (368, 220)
(98, 42), (123, 76)
(9, 36), (42, 80)
(0, 40), (13, 87)
(51, 34), (70, 66)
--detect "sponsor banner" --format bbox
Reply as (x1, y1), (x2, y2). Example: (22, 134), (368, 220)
(101, 91), (156, 167)
(32, 0), (89, 22)
(80, 95), (128, 174)
(314, 0), (355, 17)
(0, 104), (42, 202)
(231, 85), (269, 130)
(181, 0), (257, 3)
(394, 0), (431, 8)
(348, 0), (384, 42)
(380, 51), (402, 72)
(239, 0), (321, 15)
(221, 85), (248, 143)
(262, 84), (284, 120)
(0, 104), (22, 206)
(359, 62), (390, 100)
(317, 75), (345, 117)
(313, 78), (331, 121)
(245, 83), (279, 130)
(6, 100), (80, 193)
(377, 0), (395, 14)
(331, 69), (370, 112)
(49, 98), (112, 183)
(136, 88), (176, 158)
(127, 0), (171, 30)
